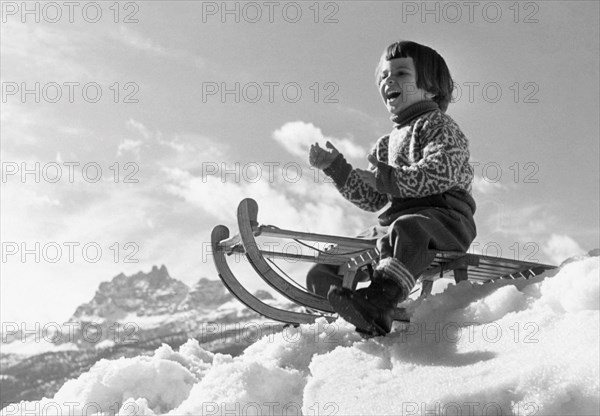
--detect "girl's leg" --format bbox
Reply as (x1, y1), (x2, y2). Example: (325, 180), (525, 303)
(306, 264), (343, 298)
(306, 264), (371, 297)
(378, 207), (476, 286)
(305, 225), (388, 297)
(329, 208), (476, 335)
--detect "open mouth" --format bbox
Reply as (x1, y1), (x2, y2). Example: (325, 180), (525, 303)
(386, 90), (401, 104)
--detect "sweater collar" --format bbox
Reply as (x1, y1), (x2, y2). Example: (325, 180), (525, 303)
(390, 100), (439, 127)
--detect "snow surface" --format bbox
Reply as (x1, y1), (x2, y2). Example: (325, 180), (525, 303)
(2, 253), (599, 416)
(118, 311), (190, 330)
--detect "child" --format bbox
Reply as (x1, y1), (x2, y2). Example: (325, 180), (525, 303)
(307, 40), (477, 336)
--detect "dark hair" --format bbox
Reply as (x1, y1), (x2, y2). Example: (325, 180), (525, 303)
(375, 41), (454, 112)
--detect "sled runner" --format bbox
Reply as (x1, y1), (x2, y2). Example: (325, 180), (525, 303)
(211, 198), (556, 326)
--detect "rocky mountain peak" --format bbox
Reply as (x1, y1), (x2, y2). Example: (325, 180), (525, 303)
(72, 265), (189, 321)
(179, 277), (233, 310)
(70, 265), (277, 325)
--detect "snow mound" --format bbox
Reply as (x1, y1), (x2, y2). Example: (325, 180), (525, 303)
(3, 252), (599, 416)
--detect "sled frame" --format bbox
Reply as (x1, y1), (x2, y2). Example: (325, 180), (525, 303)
(211, 198), (556, 326)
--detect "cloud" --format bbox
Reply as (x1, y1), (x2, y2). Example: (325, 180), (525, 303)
(1, 22), (117, 82)
(472, 176), (508, 195)
(482, 202), (554, 241)
(112, 26), (205, 68)
(474, 200), (591, 265)
(115, 26), (170, 56)
(0, 102), (42, 147)
(272, 121), (366, 160)
(117, 139), (143, 157)
(121, 119), (229, 172)
(1, 24), (85, 78)
(543, 234), (586, 264)
(161, 164), (367, 236)
(126, 119), (152, 140)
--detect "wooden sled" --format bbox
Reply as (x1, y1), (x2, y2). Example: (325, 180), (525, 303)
(211, 198), (556, 326)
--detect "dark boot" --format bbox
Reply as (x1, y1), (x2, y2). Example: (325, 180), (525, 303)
(328, 271), (407, 336)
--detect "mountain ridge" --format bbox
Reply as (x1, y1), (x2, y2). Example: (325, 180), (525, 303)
(71, 265), (242, 322)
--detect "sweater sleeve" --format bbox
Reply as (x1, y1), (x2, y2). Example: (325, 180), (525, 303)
(374, 116), (471, 198)
(323, 149), (389, 212)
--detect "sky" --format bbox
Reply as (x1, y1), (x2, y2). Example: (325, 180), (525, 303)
(1, 1), (599, 326)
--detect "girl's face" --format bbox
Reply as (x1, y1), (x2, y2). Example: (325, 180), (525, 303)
(378, 57), (431, 115)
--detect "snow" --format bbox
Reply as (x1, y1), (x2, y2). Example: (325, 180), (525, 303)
(94, 339), (115, 350)
(119, 312), (181, 329)
(216, 298), (247, 311)
(75, 314), (104, 323)
(2, 252), (599, 416)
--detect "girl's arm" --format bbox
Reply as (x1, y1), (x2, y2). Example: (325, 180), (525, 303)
(324, 147), (389, 212)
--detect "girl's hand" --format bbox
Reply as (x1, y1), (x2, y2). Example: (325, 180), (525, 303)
(356, 169), (377, 188)
(309, 141), (340, 170)
(366, 153), (379, 167)
(356, 153), (380, 188)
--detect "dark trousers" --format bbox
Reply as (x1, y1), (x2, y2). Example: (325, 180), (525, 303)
(306, 207), (476, 297)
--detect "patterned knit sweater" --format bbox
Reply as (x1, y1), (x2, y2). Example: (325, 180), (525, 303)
(324, 100), (476, 216)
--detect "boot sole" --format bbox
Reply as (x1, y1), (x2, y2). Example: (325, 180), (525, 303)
(328, 288), (387, 337)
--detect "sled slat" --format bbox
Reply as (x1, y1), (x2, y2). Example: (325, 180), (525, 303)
(258, 225), (376, 249)
(420, 253), (479, 279)
(216, 233), (242, 249)
(476, 256), (545, 270)
(260, 250), (358, 265)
